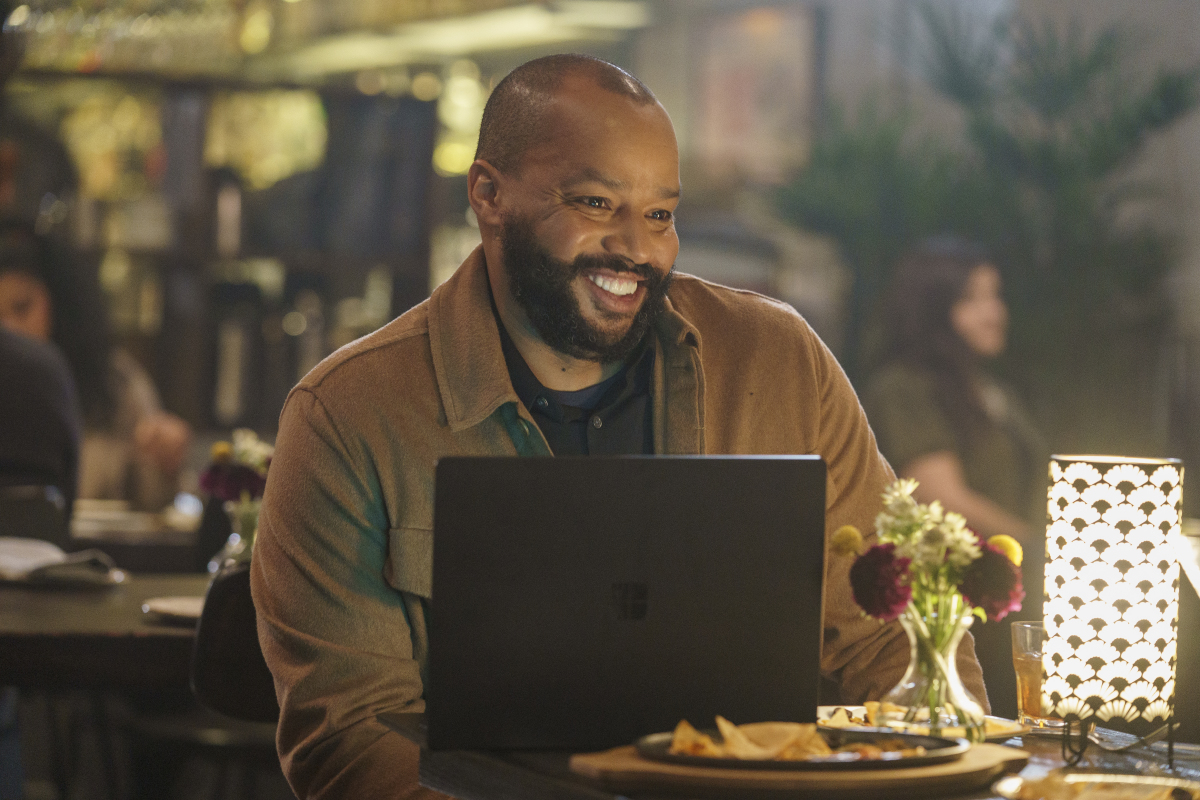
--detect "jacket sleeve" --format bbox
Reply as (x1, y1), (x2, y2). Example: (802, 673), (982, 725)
(250, 388), (448, 799)
(808, 336), (991, 711)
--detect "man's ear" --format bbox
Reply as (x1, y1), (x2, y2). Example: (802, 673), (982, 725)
(468, 160), (505, 227)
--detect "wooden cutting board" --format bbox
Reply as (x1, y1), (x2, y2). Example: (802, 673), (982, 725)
(569, 742), (1029, 799)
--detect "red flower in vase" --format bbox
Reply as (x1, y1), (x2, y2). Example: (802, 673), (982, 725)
(199, 462), (267, 503)
(959, 541), (1024, 621)
(849, 543), (913, 621)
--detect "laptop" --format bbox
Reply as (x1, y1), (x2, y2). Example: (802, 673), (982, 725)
(426, 455), (827, 751)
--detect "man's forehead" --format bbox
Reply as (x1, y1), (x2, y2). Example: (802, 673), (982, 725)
(538, 73), (670, 134)
(528, 89), (677, 173)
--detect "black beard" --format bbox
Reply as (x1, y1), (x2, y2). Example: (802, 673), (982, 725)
(500, 214), (673, 363)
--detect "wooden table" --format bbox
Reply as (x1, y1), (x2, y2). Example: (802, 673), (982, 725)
(71, 511), (204, 574)
(383, 714), (1200, 800)
(0, 573), (210, 690)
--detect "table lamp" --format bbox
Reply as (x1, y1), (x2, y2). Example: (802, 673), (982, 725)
(1043, 455), (1184, 765)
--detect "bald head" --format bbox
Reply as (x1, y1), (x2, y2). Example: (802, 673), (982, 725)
(475, 54), (658, 176)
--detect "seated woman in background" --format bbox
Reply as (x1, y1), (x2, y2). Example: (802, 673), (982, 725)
(864, 237), (1045, 545)
(863, 237), (1047, 717)
(0, 225), (190, 511)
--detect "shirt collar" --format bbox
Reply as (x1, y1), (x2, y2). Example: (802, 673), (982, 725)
(497, 314), (654, 420)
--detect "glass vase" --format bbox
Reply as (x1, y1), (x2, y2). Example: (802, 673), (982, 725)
(879, 600), (987, 742)
(206, 497), (260, 573)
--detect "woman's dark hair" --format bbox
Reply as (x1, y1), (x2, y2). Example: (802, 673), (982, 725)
(0, 222), (115, 426)
(882, 235), (997, 442)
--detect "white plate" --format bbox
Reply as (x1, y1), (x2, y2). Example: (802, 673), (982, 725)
(994, 772), (1200, 799)
(142, 596), (205, 622)
(817, 706), (870, 724)
(816, 706), (1028, 742)
(883, 715), (1029, 742)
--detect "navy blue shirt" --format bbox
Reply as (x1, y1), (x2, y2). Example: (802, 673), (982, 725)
(497, 322), (654, 456)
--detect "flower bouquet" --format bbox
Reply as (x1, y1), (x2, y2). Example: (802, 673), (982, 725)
(199, 429), (273, 571)
(833, 479), (1024, 741)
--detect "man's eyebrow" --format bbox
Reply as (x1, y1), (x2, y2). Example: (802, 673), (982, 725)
(561, 167), (627, 192)
(561, 167), (681, 201)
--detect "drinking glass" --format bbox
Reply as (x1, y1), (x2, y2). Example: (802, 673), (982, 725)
(1011, 621), (1065, 730)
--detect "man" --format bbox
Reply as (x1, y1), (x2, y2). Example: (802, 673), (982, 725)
(0, 325), (80, 799)
(251, 54), (988, 799)
(0, 324), (79, 507)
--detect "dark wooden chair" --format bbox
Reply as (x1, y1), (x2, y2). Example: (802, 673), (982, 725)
(193, 497), (234, 574)
(192, 561), (279, 724)
(0, 484), (69, 550)
(122, 561), (286, 800)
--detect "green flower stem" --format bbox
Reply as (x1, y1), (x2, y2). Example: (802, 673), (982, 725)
(902, 599), (986, 741)
(233, 491), (261, 551)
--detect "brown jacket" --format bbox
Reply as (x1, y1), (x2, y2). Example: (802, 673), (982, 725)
(251, 248), (988, 799)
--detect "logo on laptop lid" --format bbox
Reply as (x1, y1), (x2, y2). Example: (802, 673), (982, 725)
(611, 582), (648, 620)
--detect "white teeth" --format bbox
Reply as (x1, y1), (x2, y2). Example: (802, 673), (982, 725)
(588, 273), (638, 296)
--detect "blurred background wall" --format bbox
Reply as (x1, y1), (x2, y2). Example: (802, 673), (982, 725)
(5, 0), (1200, 511)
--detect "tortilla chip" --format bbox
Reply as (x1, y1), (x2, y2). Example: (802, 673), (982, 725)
(739, 722), (808, 751)
(776, 725), (833, 759)
(822, 708), (854, 728)
(715, 716), (777, 759)
(668, 719), (723, 757)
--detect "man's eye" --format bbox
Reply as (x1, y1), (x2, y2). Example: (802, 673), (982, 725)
(650, 210), (673, 222)
(583, 197), (606, 208)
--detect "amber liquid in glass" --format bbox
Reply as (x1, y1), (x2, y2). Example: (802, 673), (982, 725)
(1014, 653), (1062, 725)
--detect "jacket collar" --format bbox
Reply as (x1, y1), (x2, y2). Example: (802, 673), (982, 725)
(427, 246), (703, 441)
(427, 247), (519, 433)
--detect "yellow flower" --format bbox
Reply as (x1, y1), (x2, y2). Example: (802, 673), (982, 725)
(987, 534), (1023, 567)
(210, 441), (233, 464)
(831, 525), (864, 557)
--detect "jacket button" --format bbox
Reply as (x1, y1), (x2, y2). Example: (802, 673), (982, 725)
(590, 415), (603, 429)
(534, 396), (549, 410)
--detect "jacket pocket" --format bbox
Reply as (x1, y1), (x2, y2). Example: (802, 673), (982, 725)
(387, 526), (433, 599)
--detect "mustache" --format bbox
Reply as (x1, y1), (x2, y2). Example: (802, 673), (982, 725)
(568, 252), (660, 283)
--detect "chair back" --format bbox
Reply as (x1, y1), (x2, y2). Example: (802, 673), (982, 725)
(191, 561), (280, 723)
(192, 496), (232, 572)
(0, 485), (69, 550)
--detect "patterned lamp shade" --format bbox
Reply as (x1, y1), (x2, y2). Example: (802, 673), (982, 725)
(1043, 455), (1184, 736)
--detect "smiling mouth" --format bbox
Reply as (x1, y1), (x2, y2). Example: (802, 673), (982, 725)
(587, 273), (639, 297)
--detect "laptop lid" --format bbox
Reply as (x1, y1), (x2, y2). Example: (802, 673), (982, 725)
(426, 455), (827, 751)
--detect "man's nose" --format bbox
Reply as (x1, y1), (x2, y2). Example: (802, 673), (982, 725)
(602, 211), (655, 267)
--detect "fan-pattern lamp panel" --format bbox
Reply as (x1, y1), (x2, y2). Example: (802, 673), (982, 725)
(1043, 456), (1183, 730)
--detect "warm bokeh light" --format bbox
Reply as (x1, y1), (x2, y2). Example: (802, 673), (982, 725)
(411, 72), (444, 102)
(433, 132), (476, 177)
(240, 8), (274, 55)
(205, 91), (327, 191)
(6, 4), (29, 27)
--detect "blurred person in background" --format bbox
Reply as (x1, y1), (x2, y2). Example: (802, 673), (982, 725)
(0, 321), (79, 506)
(0, 225), (190, 511)
(0, 8), (78, 797)
(862, 236), (1047, 718)
(0, 322), (80, 800)
(864, 238), (1044, 543)
(0, 1), (189, 513)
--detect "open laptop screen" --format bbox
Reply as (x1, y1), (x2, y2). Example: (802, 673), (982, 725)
(427, 455), (826, 751)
